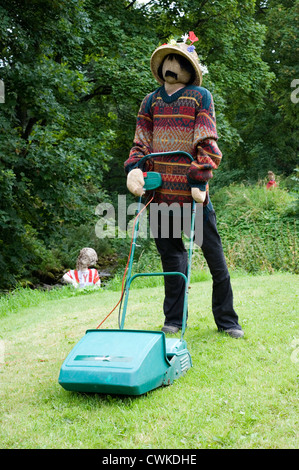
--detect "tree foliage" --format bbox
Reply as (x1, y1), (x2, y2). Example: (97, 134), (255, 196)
(249, 0), (299, 175)
(0, 0), (297, 289)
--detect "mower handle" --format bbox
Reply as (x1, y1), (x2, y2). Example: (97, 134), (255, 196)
(137, 151), (194, 169)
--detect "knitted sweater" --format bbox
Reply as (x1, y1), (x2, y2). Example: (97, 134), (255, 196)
(125, 85), (222, 205)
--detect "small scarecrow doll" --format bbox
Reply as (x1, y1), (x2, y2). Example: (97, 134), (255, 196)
(125, 33), (244, 338)
(266, 171), (278, 190)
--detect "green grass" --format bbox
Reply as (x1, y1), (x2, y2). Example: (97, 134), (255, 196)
(0, 272), (298, 449)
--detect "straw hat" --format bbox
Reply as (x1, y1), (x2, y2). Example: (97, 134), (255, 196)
(150, 41), (203, 87)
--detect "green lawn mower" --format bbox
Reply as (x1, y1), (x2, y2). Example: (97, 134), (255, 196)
(58, 152), (196, 395)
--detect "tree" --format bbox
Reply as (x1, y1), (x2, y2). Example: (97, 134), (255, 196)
(249, 0), (299, 176)
(0, 0), (158, 288)
(138, 0), (275, 182)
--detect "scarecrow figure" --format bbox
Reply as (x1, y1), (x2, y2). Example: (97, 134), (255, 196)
(125, 34), (244, 338)
(63, 247), (101, 289)
(266, 171), (278, 190)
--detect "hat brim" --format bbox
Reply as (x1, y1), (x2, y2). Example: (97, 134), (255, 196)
(150, 44), (202, 87)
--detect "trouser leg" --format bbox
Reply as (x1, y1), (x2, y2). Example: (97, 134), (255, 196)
(152, 213), (187, 328)
(200, 210), (242, 331)
(151, 207), (242, 331)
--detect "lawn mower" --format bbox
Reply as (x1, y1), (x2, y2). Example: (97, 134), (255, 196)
(58, 152), (196, 396)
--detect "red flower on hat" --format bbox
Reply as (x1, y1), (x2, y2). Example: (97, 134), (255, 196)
(188, 31), (198, 44)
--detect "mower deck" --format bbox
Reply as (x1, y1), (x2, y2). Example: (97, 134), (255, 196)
(58, 329), (191, 396)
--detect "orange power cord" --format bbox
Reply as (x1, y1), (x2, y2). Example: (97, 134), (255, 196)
(96, 195), (153, 329)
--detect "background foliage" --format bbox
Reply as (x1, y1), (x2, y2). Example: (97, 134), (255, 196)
(0, 0), (298, 289)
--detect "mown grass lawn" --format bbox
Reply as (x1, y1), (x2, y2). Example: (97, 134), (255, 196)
(0, 272), (298, 449)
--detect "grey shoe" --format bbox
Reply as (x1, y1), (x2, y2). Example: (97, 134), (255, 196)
(225, 328), (244, 339)
(162, 325), (180, 334)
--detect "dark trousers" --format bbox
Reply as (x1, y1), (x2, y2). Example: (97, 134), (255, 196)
(152, 207), (242, 331)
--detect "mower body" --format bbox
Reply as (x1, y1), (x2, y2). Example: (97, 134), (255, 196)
(58, 329), (191, 396)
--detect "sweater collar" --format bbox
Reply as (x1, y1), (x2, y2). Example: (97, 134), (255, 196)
(160, 85), (188, 103)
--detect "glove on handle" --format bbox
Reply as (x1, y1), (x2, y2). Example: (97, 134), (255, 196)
(127, 168), (145, 197)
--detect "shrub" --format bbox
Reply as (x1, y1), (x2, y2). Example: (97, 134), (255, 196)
(211, 184), (298, 273)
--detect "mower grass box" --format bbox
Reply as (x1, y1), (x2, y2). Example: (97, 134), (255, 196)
(58, 329), (191, 396)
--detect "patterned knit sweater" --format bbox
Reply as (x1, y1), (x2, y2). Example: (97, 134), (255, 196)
(124, 85), (222, 206)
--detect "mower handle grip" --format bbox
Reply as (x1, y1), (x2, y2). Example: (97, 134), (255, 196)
(137, 151), (194, 169)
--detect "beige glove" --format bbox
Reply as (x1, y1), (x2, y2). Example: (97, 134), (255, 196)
(191, 187), (206, 204)
(127, 168), (145, 197)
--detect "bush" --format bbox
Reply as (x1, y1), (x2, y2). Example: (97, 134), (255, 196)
(211, 183), (298, 273)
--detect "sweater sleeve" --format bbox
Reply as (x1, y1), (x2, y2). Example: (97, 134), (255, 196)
(187, 89), (222, 189)
(124, 92), (154, 174)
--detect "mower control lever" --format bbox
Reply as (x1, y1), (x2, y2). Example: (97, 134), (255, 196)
(142, 171), (162, 191)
